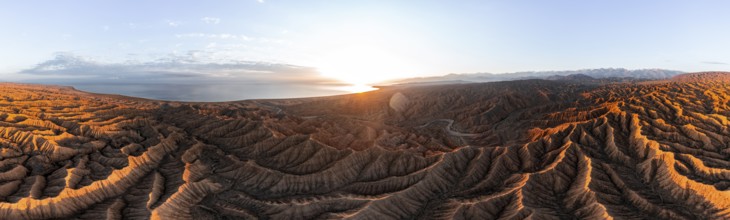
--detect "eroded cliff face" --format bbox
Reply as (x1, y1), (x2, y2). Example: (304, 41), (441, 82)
(0, 72), (729, 219)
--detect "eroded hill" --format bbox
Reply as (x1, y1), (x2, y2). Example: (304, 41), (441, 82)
(0, 72), (729, 219)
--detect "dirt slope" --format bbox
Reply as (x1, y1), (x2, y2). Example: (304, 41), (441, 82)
(0, 73), (729, 219)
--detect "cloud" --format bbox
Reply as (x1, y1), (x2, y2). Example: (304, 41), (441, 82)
(166, 20), (180, 27)
(701, 61), (728, 65)
(176, 33), (254, 41)
(175, 33), (290, 46)
(257, 0), (264, 3)
(20, 52), (339, 85)
(202, 17), (221, 24)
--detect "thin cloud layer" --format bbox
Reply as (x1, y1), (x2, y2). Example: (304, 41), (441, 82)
(702, 61), (728, 65)
(20, 52), (340, 85)
(166, 20), (181, 27)
(201, 17), (221, 24)
(176, 33), (254, 41)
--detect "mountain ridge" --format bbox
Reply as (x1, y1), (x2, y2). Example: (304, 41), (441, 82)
(388, 68), (683, 85)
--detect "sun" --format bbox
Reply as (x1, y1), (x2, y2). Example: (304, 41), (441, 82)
(316, 45), (418, 91)
(336, 84), (377, 93)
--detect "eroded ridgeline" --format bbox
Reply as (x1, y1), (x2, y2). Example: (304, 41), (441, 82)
(0, 74), (728, 219)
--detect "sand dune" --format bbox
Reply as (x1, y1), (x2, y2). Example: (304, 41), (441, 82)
(0, 73), (729, 219)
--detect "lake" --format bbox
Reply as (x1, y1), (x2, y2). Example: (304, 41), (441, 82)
(59, 82), (372, 102)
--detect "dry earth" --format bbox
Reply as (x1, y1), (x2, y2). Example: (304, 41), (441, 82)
(0, 72), (729, 219)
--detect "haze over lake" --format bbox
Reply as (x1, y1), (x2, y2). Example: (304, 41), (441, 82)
(23, 80), (367, 102)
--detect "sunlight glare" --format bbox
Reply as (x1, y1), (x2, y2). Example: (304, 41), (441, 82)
(337, 84), (378, 93)
(316, 45), (417, 85)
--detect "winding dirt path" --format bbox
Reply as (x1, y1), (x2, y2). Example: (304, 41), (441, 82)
(416, 119), (479, 137)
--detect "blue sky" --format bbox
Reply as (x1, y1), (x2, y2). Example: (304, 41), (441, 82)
(2, 0), (730, 85)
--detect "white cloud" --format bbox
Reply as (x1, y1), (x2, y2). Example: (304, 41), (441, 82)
(176, 33), (254, 41)
(174, 33), (291, 46)
(257, 0), (264, 3)
(202, 17), (221, 24)
(701, 61), (728, 65)
(19, 52), (333, 84)
(166, 20), (180, 27)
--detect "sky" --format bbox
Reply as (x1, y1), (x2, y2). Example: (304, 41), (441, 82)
(2, 0), (730, 91)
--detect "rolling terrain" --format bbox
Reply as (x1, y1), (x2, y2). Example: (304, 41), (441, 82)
(0, 72), (729, 219)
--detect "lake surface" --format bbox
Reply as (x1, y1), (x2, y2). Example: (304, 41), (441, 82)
(63, 82), (370, 102)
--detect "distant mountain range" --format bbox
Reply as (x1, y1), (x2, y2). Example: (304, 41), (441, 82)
(387, 68), (683, 85)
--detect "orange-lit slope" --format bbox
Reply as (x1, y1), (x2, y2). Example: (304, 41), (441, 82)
(0, 72), (729, 219)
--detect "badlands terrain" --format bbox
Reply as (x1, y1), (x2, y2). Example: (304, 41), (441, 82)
(0, 72), (729, 219)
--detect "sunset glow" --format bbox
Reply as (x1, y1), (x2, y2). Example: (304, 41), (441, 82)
(336, 83), (377, 93)
(316, 45), (419, 85)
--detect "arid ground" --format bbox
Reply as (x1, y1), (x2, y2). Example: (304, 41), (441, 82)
(0, 72), (729, 219)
